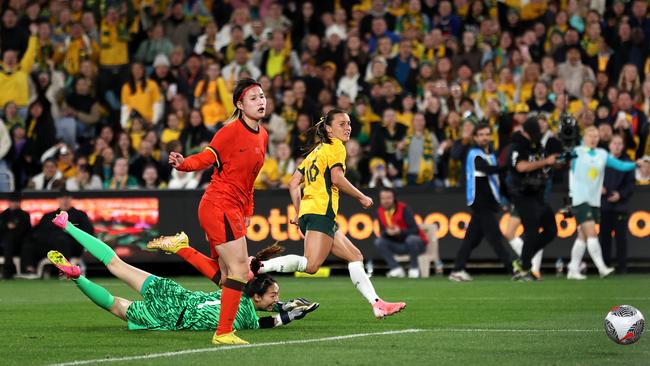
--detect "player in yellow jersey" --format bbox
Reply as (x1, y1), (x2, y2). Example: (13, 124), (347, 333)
(253, 108), (406, 319)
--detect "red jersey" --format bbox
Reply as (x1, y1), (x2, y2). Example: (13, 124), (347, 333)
(177, 119), (268, 216)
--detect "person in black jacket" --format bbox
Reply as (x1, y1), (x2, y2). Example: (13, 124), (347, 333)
(449, 123), (514, 281)
(22, 189), (94, 274)
(600, 134), (636, 274)
(0, 192), (31, 279)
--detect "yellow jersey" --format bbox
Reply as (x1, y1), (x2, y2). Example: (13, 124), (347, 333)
(298, 138), (346, 219)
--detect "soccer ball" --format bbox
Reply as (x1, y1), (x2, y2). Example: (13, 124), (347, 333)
(604, 305), (645, 345)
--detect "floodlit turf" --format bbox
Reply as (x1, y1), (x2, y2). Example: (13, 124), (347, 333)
(1, 274), (649, 366)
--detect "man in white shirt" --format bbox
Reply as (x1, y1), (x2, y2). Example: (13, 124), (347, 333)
(222, 44), (261, 83)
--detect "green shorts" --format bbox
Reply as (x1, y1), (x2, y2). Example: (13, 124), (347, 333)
(298, 214), (338, 238)
(573, 203), (600, 225)
(125, 276), (190, 330)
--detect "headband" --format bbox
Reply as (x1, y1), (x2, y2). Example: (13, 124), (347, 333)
(237, 84), (259, 102)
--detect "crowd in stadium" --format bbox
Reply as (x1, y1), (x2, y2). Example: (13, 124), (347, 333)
(1, 0), (650, 193)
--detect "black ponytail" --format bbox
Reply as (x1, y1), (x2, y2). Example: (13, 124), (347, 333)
(243, 273), (277, 298)
(303, 107), (347, 156)
(225, 78), (262, 124)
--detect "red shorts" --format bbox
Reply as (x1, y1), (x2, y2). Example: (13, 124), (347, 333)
(198, 198), (246, 257)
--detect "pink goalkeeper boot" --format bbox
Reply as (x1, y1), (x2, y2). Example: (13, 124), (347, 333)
(52, 211), (69, 229)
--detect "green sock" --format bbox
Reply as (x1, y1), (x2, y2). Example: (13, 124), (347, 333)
(65, 222), (115, 266)
(75, 276), (115, 310)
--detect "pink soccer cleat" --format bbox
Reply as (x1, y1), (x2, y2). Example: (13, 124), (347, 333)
(372, 299), (406, 319)
(52, 211), (69, 229)
(47, 250), (81, 279)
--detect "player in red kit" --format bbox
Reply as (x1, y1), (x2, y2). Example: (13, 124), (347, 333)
(168, 78), (267, 345)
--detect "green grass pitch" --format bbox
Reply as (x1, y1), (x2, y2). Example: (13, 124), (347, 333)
(1, 274), (649, 366)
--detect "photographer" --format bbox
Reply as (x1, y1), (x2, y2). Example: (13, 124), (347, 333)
(509, 117), (558, 281)
(566, 127), (641, 280)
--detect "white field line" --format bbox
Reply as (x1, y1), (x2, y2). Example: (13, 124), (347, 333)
(46, 329), (426, 366)
(45, 327), (605, 366)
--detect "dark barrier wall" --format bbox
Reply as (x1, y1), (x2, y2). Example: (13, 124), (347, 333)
(3, 187), (649, 264)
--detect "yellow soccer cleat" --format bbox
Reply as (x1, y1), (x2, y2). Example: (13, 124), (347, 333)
(212, 331), (249, 345)
(146, 232), (189, 254)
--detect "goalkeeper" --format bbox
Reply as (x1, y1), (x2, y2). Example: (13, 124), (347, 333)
(48, 211), (319, 332)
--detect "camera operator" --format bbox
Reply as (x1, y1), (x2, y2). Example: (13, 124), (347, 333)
(505, 115), (563, 280)
(566, 127), (641, 280)
(448, 123), (514, 282)
(509, 117), (559, 281)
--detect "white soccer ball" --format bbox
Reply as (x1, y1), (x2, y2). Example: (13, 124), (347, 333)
(604, 305), (645, 345)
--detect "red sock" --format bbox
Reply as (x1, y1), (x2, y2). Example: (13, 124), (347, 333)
(177, 247), (221, 284)
(216, 277), (246, 335)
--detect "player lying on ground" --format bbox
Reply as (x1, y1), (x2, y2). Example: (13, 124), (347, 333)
(48, 211), (319, 332)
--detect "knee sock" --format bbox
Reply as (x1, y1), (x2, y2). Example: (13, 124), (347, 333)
(509, 237), (523, 256)
(568, 238), (586, 273)
(75, 276), (115, 310)
(260, 255), (308, 273)
(348, 261), (379, 304)
(586, 237), (609, 274)
(177, 247), (220, 284)
(64, 223), (115, 266)
(531, 250), (543, 273)
(216, 277), (246, 335)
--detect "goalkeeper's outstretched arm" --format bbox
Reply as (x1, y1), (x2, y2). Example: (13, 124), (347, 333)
(257, 300), (320, 328)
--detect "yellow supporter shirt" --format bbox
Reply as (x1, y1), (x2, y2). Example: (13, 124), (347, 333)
(99, 21), (129, 66)
(121, 79), (161, 123)
(161, 128), (181, 145)
(0, 36), (37, 107)
(254, 157), (280, 190)
(297, 138), (346, 219)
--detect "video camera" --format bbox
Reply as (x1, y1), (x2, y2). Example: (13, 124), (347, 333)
(556, 112), (580, 218)
(556, 112), (579, 162)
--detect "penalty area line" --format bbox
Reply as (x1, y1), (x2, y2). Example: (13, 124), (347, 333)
(46, 329), (426, 366)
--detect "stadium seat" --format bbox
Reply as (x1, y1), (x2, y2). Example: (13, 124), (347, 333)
(394, 224), (442, 278)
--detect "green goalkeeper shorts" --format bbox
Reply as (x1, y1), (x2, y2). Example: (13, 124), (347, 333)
(125, 276), (190, 330)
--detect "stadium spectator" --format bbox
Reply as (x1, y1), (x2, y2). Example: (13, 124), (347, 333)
(163, 1), (202, 51)
(26, 158), (64, 191)
(374, 187), (427, 278)
(194, 63), (232, 128)
(222, 44), (262, 84)
(636, 155), (650, 185)
(134, 23), (174, 66)
(66, 163), (102, 191)
(0, 23), (38, 117)
(120, 62), (163, 127)
(600, 134), (636, 274)
(141, 163), (166, 189)
(398, 112), (439, 186)
(62, 77), (103, 145)
(0, 192), (31, 279)
(104, 157), (138, 189)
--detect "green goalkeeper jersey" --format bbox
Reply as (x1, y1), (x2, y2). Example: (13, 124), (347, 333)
(125, 277), (260, 331)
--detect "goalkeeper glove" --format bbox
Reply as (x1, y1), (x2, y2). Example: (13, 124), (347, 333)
(275, 302), (320, 326)
(273, 297), (314, 312)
